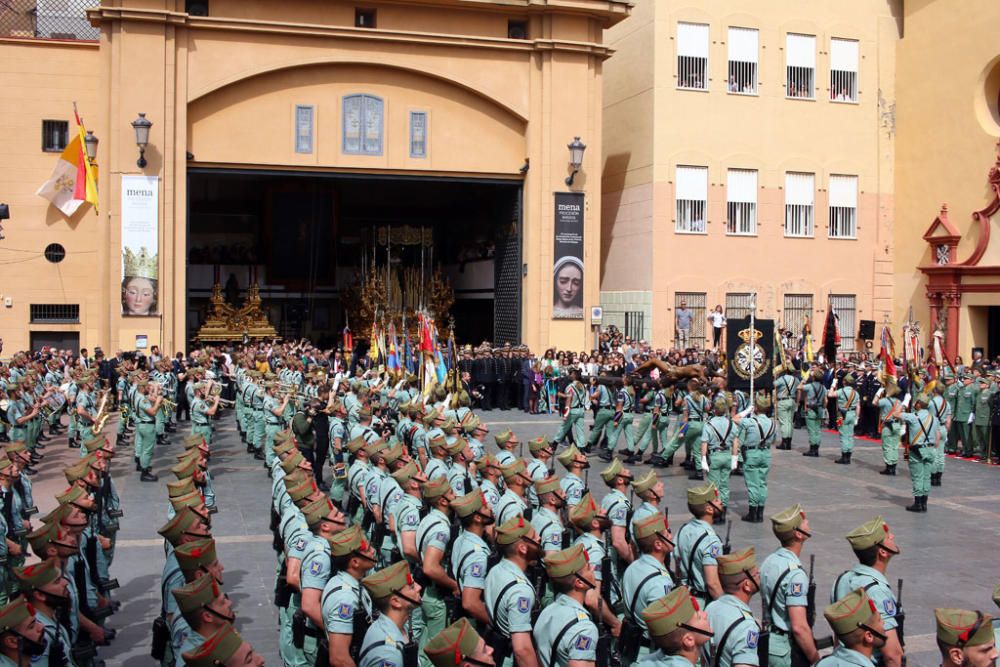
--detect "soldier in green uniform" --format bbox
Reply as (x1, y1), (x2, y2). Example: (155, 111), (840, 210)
(700, 397), (739, 523)
(320, 524), (375, 665)
(555, 445), (587, 507)
(449, 490), (493, 627)
(665, 381), (710, 477)
(0, 597), (48, 666)
(483, 516), (541, 667)
(135, 381), (162, 482)
(675, 483), (724, 608)
(262, 383), (290, 467)
(648, 377), (674, 466)
(598, 458), (635, 575)
(414, 476), (457, 661)
(816, 588), (886, 667)
(935, 608), (998, 667)
(531, 476), (567, 556)
(601, 375), (637, 462)
(424, 617), (496, 667)
(357, 561), (422, 667)
(526, 437), (553, 509)
(899, 394), (939, 513)
(169, 570), (236, 666)
(705, 547), (762, 667)
(759, 505), (820, 666)
(972, 375), (995, 460)
(621, 512), (675, 664)
(495, 460), (531, 524)
(873, 380), (904, 476)
(944, 373), (960, 454)
(190, 382), (220, 446)
(532, 544), (599, 667)
(738, 395), (776, 523)
(773, 367), (800, 450)
(629, 470), (664, 541)
(929, 383), (952, 487)
(631, 379), (657, 463)
(639, 585), (715, 667)
(798, 371), (827, 457)
(553, 370), (588, 449)
(831, 374), (861, 464)
(954, 374), (977, 457)
(13, 557), (76, 667)
(586, 378), (615, 451)
(831, 517), (905, 667)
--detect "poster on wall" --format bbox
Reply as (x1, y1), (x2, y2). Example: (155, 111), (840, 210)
(121, 175), (159, 317)
(553, 192), (584, 319)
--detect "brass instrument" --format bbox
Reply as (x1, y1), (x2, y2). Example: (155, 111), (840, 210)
(90, 390), (110, 436)
(216, 398), (236, 407)
(159, 398), (178, 415)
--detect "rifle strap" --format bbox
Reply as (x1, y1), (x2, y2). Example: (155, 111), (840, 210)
(627, 571), (662, 622)
(546, 618), (583, 667)
(487, 579), (520, 632)
(417, 517), (448, 560)
(684, 532), (709, 588)
(764, 567), (795, 626)
(714, 615), (754, 667)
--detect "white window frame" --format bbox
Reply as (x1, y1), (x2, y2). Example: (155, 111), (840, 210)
(726, 168), (758, 236)
(675, 165), (708, 234)
(784, 172), (815, 237)
(830, 294), (857, 351)
(785, 33), (816, 100)
(677, 22), (709, 91)
(828, 174), (858, 239)
(830, 38), (859, 103)
(727, 27), (758, 95)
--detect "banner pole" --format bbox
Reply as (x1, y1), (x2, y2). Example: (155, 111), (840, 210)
(749, 292), (757, 401)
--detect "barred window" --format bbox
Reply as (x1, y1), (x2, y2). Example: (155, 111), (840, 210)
(784, 172), (814, 237)
(828, 175), (858, 239)
(830, 38), (859, 102)
(42, 120), (69, 153)
(342, 94), (384, 156)
(830, 294), (857, 351)
(786, 33), (815, 99)
(677, 22), (709, 90)
(725, 293), (754, 321)
(726, 168), (757, 235)
(727, 27), (758, 95)
(676, 292), (707, 342)
(783, 294), (813, 334)
(30, 304), (80, 323)
(675, 166), (708, 234)
(15, 0), (102, 40)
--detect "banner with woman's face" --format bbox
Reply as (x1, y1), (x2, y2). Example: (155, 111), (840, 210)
(120, 175), (159, 317)
(553, 192), (584, 319)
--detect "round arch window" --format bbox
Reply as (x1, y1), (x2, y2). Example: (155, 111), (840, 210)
(44, 243), (66, 263)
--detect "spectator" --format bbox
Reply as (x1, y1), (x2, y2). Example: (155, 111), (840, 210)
(708, 305), (726, 350)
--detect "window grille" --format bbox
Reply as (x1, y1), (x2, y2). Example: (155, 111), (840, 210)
(830, 294), (857, 351)
(29, 304), (80, 323)
(675, 292), (706, 343)
(828, 175), (858, 239)
(786, 33), (816, 99)
(784, 172), (815, 237)
(677, 22), (709, 90)
(624, 312), (645, 342)
(830, 38), (859, 102)
(41, 120), (69, 152)
(726, 293), (754, 321)
(783, 294), (813, 334)
(727, 27), (758, 94)
(675, 166), (708, 233)
(726, 168), (757, 235)
(1, 1), (101, 40)
(342, 94), (384, 156)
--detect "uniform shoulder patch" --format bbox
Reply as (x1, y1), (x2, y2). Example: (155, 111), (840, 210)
(884, 599), (897, 616)
(380, 661), (396, 667)
(574, 635), (593, 650)
(708, 543), (721, 557)
(516, 596), (531, 613)
(309, 559), (323, 575)
(337, 603), (353, 619)
(790, 582), (803, 597)
(746, 629), (759, 648)
(470, 563), (483, 577)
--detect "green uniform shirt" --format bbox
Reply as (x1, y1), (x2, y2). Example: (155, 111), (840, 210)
(532, 593), (598, 667)
(496, 489), (528, 525)
(701, 415), (737, 452)
(675, 518), (722, 597)
(759, 548), (809, 632)
(815, 646), (877, 666)
(974, 384), (995, 425)
(831, 564), (898, 632)
(738, 415), (776, 448)
(835, 387), (860, 414)
(450, 529), (489, 592)
(483, 558), (535, 637)
(705, 594), (761, 667)
(954, 383), (978, 420)
(321, 571), (371, 636)
(621, 554), (674, 630)
(531, 506), (564, 553)
(802, 382), (826, 415)
(357, 613), (406, 667)
(560, 473), (585, 507)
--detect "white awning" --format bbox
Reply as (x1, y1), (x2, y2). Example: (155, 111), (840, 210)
(676, 166), (708, 200)
(829, 175), (858, 208)
(785, 172), (814, 206)
(727, 169), (758, 203)
(830, 38), (859, 72)
(786, 33), (816, 68)
(677, 22), (709, 58)
(728, 27), (758, 63)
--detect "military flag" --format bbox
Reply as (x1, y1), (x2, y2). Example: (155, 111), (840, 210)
(386, 324), (400, 372)
(821, 304), (840, 362)
(879, 325), (897, 380)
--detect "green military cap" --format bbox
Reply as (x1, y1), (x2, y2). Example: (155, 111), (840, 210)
(914, 393), (931, 406)
(282, 468), (309, 490)
(5, 441), (27, 456)
(935, 608), (996, 647)
(181, 623), (244, 667)
(825, 588), (878, 637)
(363, 561), (413, 600)
(365, 438), (389, 457)
(451, 490), (484, 518)
(175, 538), (218, 573)
(279, 450), (305, 474)
(499, 459), (529, 482)
(569, 492), (600, 528)
(633, 511), (668, 540)
(171, 490), (207, 513)
(183, 434), (206, 449)
(445, 437), (468, 457)
(421, 476), (451, 500)
(993, 583), (1000, 608)
(846, 516), (890, 551)
(978, 375), (991, 385)
(424, 618), (483, 667)
(0, 598), (32, 633)
(391, 461), (420, 485)
(755, 394), (772, 411)
(158, 507), (203, 545)
(440, 417), (458, 431)
(495, 514), (532, 545)
(13, 557), (61, 592)
(274, 439), (297, 457)
(687, 482), (719, 506)
(357, 406), (372, 420)
(40, 504), (72, 528)
(461, 413), (481, 434)
(528, 436), (550, 454)
(632, 470), (658, 494)
(712, 396), (730, 412)
(544, 543), (588, 579)
(534, 476), (561, 496)
(770, 504), (806, 537)
(643, 585), (698, 637)
(495, 429), (514, 446)
(421, 409), (440, 425)
(717, 546), (756, 576)
(27, 521), (61, 556)
(172, 455), (200, 480)
(600, 458), (624, 484)
(383, 442), (406, 466)
(172, 573), (220, 615)
(429, 435), (448, 452)
(476, 453), (499, 469)
(842, 373), (856, 385)
(329, 524), (366, 557)
(302, 496), (335, 528)
(56, 484), (89, 508)
(168, 477), (197, 499)
(287, 477), (318, 503)
(556, 444), (581, 469)
(346, 436), (368, 454)
(81, 434), (109, 454)
(275, 430), (296, 444)
(63, 459), (92, 483)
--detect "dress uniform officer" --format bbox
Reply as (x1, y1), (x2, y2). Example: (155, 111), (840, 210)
(929, 383), (952, 487)
(525, 437), (552, 509)
(972, 375), (995, 459)
(759, 505), (820, 666)
(816, 589), (886, 667)
(358, 561), (422, 667)
(700, 397), (739, 522)
(943, 374), (961, 454)
(675, 483), (724, 608)
(898, 394), (939, 513)
(319, 524), (376, 664)
(553, 370), (587, 448)
(831, 517), (904, 667)
(555, 445), (587, 508)
(494, 461), (531, 525)
(934, 608), (998, 667)
(532, 544), (600, 667)
(738, 395), (777, 523)
(629, 470), (664, 541)
(621, 512), (675, 664)
(831, 374), (861, 465)
(181, 621), (266, 667)
(773, 368), (800, 451)
(598, 458), (635, 572)
(423, 617), (496, 667)
(483, 516), (541, 667)
(639, 585), (715, 667)
(414, 476), (458, 660)
(954, 374), (977, 457)
(798, 371), (827, 458)
(705, 547), (762, 667)
(449, 490), (494, 626)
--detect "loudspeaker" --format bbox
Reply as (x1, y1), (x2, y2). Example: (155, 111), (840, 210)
(858, 320), (875, 340)
(186, 1), (209, 16)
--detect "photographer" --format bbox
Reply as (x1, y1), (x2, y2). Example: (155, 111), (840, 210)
(291, 400), (319, 483)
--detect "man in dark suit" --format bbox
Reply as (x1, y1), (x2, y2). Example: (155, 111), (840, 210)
(493, 348), (509, 410)
(473, 347), (492, 410)
(519, 348), (534, 412)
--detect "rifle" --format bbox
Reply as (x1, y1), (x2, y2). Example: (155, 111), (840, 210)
(596, 534), (622, 667)
(722, 519), (732, 556)
(805, 555), (817, 628)
(896, 578), (906, 650)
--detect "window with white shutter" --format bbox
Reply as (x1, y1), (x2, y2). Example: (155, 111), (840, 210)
(677, 22), (709, 90)
(727, 27), (758, 95)
(786, 33), (815, 99)
(830, 38), (859, 102)
(828, 175), (858, 239)
(726, 169), (757, 235)
(784, 172), (815, 237)
(675, 166), (708, 234)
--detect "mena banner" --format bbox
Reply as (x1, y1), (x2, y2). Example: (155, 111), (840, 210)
(121, 175), (159, 317)
(553, 192), (584, 319)
(725, 317), (775, 391)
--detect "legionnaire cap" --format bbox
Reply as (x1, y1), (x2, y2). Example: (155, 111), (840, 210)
(846, 516), (890, 551)
(172, 456), (200, 480)
(422, 409), (440, 425)
(461, 414), (481, 434)
(183, 434), (205, 449)
(56, 484), (88, 507)
(273, 439), (297, 456)
(476, 453), (498, 469)
(0, 598), (32, 633)
(635, 511), (671, 540)
(171, 490), (207, 512)
(174, 538), (218, 573)
(755, 394), (772, 411)
(556, 444), (582, 469)
(346, 436), (368, 454)
(543, 543), (588, 578)
(168, 477), (197, 499)
(528, 436), (551, 454)
(362, 561), (413, 600)
(423, 618), (483, 667)
(979, 376), (991, 385)
(279, 450), (305, 474)
(450, 490), (484, 518)
(13, 557), (61, 592)
(687, 482), (719, 506)
(824, 588), (878, 637)
(328, 524), (366, 557)
(495, 515), (532, 545)
(569, 492), (600, 528)
(357, 407), (372, 420)
(82, 436), (110, 453)
(495, 429), (513, 446)
(441, 417), (458, 431)
(172, 573), (220, 614)
(302, 497), (336, 528)
(158, 507), (202, 545)
(27, 521), (61, 555)
(600, 458), (624, 484)
(365, 439), (389, 457)
(534, 476), (561, 496)
(5, 442), (27, 456)
(382, 442), (406, 465)
(632, 470), (658, 494)
(421, 476), (451, 500)
(935, 609), (996, 647)
(499, 459), (528, 482)
(181, 623), (244, 667)
(391, 461), (420, 485)
(275, 430), (296, 444)
(63, 459), (92, 483)
(287, 477), (317, 503)
(429, 435), (448, 451)
(716, 546), (756, 576)
(642, 585), (698, 637)
(770, 504), (806, 537)
(843, 373), (856, 385)
(445, 437), (468, 457)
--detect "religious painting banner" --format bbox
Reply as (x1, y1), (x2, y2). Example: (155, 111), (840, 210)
(553, 192), (584, 319)
(121, 175), (159, 317)
(726, 317), (775, 391)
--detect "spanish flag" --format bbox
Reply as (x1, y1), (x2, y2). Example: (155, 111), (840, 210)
(36, 105), (99, 216)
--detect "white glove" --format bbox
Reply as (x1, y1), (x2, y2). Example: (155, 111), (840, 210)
(737, 405), (754, 419)
(701, 455), (710, 473)
(829, 379), (838, 392)
(968, 413), (975, 424)
(730, 455), (739, 471)
(902, 393), (911, 408)
(874, 387), (885, 400)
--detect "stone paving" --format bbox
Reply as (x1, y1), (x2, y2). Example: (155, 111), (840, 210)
(42, 410), (997, 667)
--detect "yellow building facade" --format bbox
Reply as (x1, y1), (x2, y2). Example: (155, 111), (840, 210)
(601, 1), (900, 350)
(0, 0), (628, 354)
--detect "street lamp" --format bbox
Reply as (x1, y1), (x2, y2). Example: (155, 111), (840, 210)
(131, 112), (153, 169)
(565, 136), (587, 187)
(83, 130), (99, 165)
